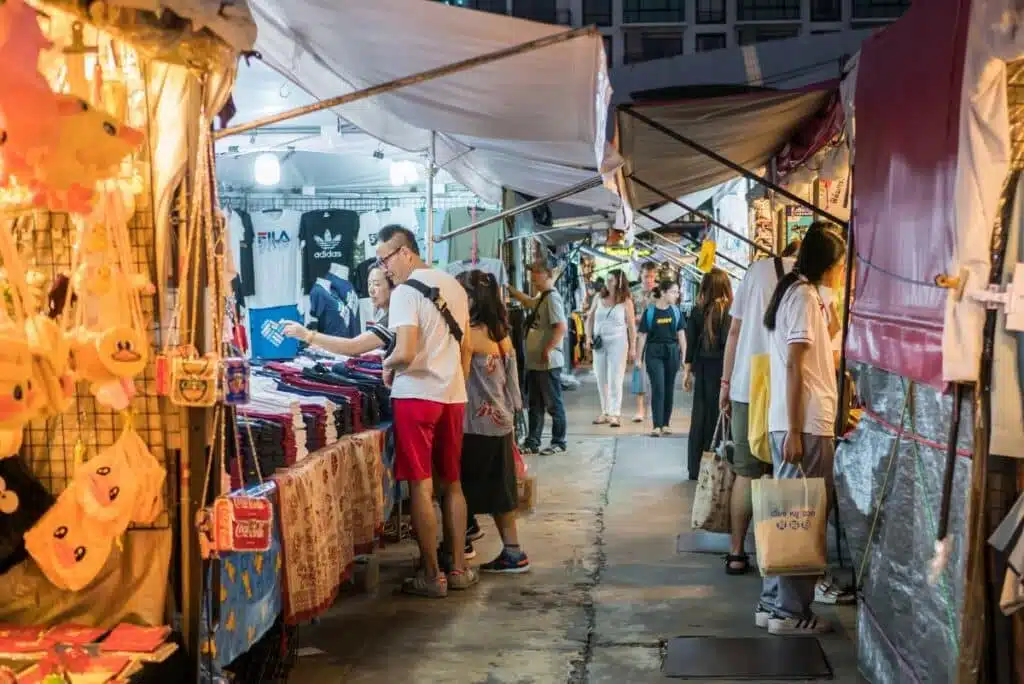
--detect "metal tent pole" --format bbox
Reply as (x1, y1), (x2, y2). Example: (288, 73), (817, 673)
(215, 25), (599, 140)
(634, 207), (748, 273)
(630, 175), (773, 258)
(621, 106), (848, 230)
(434, 175), (605, 243)
(426, 131), (436, 264)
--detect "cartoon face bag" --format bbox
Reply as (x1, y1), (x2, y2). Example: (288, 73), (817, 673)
(72, 439), (139, 536)
(171, 356), (217, 407)
(24, 488), (113, 591)
(0, 455), (54, 572)
(120, 428), (166, 525)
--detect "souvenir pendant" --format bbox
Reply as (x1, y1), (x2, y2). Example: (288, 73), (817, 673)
(221, 357), (250, 405)
(170, 356), (218, 407)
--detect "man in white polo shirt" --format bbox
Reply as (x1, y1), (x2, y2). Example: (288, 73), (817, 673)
(378, 224), (477, 598)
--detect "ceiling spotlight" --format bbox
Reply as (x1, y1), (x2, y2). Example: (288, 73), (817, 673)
(253, 153), (281, 187)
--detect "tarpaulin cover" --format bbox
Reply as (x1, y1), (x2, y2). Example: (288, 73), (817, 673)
(244, 0), (620, 210)
(845, 0), (969, 388)
(617, 86), (834, 210)
(836, 365), (970, 684)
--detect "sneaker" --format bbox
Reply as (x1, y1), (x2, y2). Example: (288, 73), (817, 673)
(402, 571), (447, 598)
(754, 604), (772, 629)
(768, 613), (832, 635)
(519, 444), (540, 456)
(539, 444), (567, 455)
(448, 567), (480, 590)
(814, 578), (856, 605)
(466, 522), (485, 543)
(481, 549), (531, 574)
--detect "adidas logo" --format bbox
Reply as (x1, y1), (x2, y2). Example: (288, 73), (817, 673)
(313, 230), (345, 259)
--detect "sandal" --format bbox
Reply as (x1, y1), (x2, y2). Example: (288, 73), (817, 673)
(592, 415), (609, 425)
(726, 554), (750, 575)
(609, 417), (621, 428)
(632, 415), (644, 423)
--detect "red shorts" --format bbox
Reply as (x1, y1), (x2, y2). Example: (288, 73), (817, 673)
(391, 399), (465, 483)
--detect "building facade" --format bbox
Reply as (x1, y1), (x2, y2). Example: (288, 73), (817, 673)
(435, 0), (907, 67)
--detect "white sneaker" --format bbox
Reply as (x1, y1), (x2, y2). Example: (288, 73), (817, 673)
(814, 578), (855, 605)
(768, 614), (832, 636)
(754, 605), (772, 629)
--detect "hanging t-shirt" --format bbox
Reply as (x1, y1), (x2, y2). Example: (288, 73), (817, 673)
(416, 208), (447, 265)
(247, 210), (302, 310)
(299, 209), (359, 292)
(324, 273), (361, 336)
(384, 207), (421, 250)
(249, 304), (302, 360)
(227, 210), (256, 298)
(442, 207), (503, 262)
(355, 211), (383, 264)
(309, 281), (354, 338)
(444, 257), (508, 288)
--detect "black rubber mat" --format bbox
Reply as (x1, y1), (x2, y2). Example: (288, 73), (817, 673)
(662, 636), (833, 679)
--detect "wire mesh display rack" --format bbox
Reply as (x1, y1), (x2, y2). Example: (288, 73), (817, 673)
(7, 165), (176, 532)
(219, 191), (495, 214)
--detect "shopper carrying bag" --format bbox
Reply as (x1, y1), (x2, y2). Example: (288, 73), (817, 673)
(752, 467), (828, 576)
(691, 413), (736, 534)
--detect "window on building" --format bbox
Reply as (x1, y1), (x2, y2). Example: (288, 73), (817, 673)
(624, 30), (684, 64)
(602, 35), (614, 68)
(623, 0), (685, 24)
(511, 0), (556, 23)
(810, 0), (841, 21)
(736, 0), (800, 21)
(582, 0), (613, 26)
(851, 0), (910, 19)
(736, 24), (800, 45)
(696, 0), (726, 23)
(695, 33), (727, 51)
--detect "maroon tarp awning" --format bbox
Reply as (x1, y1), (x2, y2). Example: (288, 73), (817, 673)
(846, 0), (971, 388)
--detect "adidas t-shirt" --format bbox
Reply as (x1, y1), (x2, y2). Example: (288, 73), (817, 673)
(299, 210), (359, 292)
(247, 210), (302, 310)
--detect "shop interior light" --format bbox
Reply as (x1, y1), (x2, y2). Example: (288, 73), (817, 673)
(389, 160), (419, 187)
(253, 153), (281, 186)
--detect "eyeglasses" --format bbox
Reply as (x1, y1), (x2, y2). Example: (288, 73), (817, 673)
(376, 245), (403, 269)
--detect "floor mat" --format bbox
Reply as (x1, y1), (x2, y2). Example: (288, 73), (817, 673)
(662, 636), (833, 679)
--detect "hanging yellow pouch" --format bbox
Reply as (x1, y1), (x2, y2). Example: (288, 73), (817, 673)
(748, 352), (773, 464)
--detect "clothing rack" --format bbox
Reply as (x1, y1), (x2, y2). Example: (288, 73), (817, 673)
(220, 192), (496, 214)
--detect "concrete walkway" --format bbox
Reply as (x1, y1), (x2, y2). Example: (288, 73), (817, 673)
(289, 372), (862, 683)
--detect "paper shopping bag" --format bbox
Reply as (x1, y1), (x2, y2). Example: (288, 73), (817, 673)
(691, 414), (734, 533)
(752, 473), (828, 576)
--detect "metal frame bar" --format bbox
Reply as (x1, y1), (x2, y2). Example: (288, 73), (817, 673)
(631, 175), (773, 258)
(621, 105), (849, 230)
(634, 207), (748, 273)
(215, 26), (599, 140)
(434, 175), (605, 242)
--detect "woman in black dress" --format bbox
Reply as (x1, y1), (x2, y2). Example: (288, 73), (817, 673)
(683, 268), (733, 480)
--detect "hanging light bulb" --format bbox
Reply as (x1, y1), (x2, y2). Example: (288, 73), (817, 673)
(253, 153), (281, 187)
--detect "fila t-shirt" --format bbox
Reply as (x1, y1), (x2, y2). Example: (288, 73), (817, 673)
(388, 268), (469, 404)
(299, 210), (359, 292)
(767, 281), (837, 437)
(247, 210), (302, 310)
(728, 256), (796, 403)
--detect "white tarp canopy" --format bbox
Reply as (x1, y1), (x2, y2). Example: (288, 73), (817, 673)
(242, 0), (621, 211)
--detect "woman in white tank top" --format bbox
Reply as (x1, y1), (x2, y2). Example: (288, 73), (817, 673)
(585, 270), (636, 427)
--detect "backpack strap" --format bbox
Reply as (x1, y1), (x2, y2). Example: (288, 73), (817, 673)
(402, 278), (464, 344)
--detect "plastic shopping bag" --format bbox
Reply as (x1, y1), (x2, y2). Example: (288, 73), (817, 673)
(752, 469), (828, 577)
(691, 414), (735, 533)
